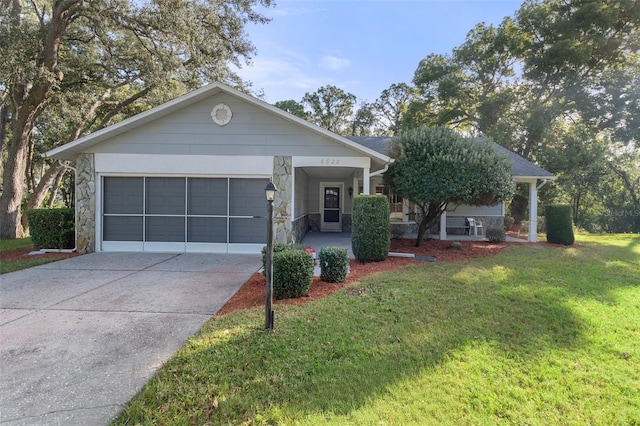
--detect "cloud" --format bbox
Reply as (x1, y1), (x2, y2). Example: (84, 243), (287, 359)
(320, 56), (351, 71)
(235, 46), (334, 101)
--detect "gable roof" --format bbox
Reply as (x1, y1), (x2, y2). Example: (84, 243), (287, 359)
(45, 83), (391, 166)
(347, 136), (556, 180)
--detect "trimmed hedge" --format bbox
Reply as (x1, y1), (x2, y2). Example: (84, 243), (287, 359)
(273, 250), (314, 299)
(319, 246), (349, 283)
(261, 243), (303, 276)
(545, 204), (575, 245)
(27, 208), (75, 249)
(486, 227), (506, 243)
(352, 195), (390, 263)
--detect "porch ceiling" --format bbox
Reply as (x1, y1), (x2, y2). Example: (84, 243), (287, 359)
(300, 166), (357, 179)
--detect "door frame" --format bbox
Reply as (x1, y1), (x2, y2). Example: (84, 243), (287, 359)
(319, 182), (343, 232)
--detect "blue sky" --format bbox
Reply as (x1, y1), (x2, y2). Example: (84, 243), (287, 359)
(236, 0), (523, 104)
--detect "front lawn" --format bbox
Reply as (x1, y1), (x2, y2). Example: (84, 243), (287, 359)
(114, 234), (640, 425)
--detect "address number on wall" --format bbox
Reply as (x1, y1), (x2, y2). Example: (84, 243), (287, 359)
(320, 158), (341, 165)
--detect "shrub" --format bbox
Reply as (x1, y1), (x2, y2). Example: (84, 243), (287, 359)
(319, 247), (349, 283)
(273, 250), (314, 299)
(261, 243), (302, 276)
(503, 215), (514, 231)
(486, 227), (506, 243)
(27, 208), (75, 249)
(352, 195), (390, 263)
(545, 204), (575, 245)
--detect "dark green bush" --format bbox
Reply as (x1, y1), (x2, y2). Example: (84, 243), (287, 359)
(545, 204), (575, 245)
(261, 243), (302, 276)
(319, 247), (349, 283)
(486, 227), (506, 243)
(352, 195), (390, 263)
(273, 250), (314, 299)
(27, 208), (75, 249)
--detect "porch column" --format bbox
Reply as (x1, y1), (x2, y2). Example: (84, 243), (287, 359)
(529, 181), (538, 243)
(352, 175), (358, 199)
(440, 210), (447, 240)
(75, 153), (96, 253)
(362, 167), (370, 194)
(273, 156), (293, 244)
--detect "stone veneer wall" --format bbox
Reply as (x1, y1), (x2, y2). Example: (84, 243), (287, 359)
(272, 156), (292, 244)
(292, 215), (309, 243)
(75, 153), (96, 253)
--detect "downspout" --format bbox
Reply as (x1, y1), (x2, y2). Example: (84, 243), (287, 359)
(369, 162), (391, 178)
(40, 160), (77, 253)
(537, 178), (549, 191)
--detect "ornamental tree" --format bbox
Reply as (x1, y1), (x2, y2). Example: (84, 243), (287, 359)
(383, 126), (514, 246)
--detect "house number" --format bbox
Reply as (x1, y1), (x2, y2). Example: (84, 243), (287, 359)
(320, 158), (340, 165)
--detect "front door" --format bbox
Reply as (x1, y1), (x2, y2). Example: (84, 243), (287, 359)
(320, 183), (342, 232)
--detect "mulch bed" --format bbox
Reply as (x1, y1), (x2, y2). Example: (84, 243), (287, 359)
(0, 247), (81, 262)
(216, 238), (528, 316)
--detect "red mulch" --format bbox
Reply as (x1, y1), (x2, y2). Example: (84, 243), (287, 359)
(217, 238), (563, 316)
(0, 247), (81, 262)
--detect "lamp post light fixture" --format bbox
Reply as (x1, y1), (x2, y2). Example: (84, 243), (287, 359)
(264, 180), (278, 330)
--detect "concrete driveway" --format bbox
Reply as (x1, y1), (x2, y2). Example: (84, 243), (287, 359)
(0, 252), (260, 426)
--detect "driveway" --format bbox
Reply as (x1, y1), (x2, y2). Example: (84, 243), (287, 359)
(0, 252), (260, 426)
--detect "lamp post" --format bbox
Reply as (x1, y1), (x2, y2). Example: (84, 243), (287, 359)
(265, 180), (278, 330)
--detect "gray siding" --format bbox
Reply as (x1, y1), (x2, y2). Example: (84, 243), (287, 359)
(446, 203), (504, 216)
(91, 93), (362, 157)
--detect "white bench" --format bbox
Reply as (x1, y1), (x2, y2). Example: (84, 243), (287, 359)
(445, 217), (470, 235)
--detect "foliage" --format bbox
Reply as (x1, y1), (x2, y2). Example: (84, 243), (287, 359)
(0, 0), (273, 239)
(114, 234), (640, 425)
(545, 204), (575, 245)
(319, 247), (349, 283)
(404, 0), (640, 235)
(503, 215), (515, 231)
(261, 243), (302, 277)
(26, 208), (74, 249)
(273, 100), (309, 119)
(486, 227), (506, 243)
(384, 126), (514, 246)
(272, 250), (313, 300)
(301, 85), (358, 135)
(352, 195), (390, 262)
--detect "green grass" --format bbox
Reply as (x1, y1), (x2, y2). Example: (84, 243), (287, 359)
(0, 237), (34, 252)
(114, 234), (640, 425)
(0, 237), (66, 274)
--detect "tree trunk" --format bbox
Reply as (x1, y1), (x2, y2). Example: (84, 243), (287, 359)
(47, 169), (66, 208)
(0, 0), (82, 239)
(0, 119), (33, 238)
(415, 201), (446, 247)
(19, 161), (66, 235)
(0, 104), (10, 161)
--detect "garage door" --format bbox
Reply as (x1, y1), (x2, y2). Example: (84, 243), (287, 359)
(101, 177), (269, 253)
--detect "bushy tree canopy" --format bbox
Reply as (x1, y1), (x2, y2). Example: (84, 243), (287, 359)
(384, 126), (514, 246)
(0, 0), (272, 238)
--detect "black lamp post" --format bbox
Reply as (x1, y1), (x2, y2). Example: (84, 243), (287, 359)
(265, 180), (278, 330)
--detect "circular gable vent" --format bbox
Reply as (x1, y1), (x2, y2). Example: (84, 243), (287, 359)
(211, 103), (232, 126)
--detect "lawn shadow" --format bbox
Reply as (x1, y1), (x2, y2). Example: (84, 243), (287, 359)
(117, 240), (639, 424)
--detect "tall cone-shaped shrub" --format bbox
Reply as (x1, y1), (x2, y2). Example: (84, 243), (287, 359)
(352, 195), (390, 262)
(545, 204), (575, 245)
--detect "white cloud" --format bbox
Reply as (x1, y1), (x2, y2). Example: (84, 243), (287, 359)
(320, 56), (351, 71)
(236, 46), (336, 101)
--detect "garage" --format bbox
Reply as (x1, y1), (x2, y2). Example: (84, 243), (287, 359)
(101, 176), (269, 253)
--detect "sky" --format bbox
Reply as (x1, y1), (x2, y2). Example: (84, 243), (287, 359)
(235, 0), (524, 104)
